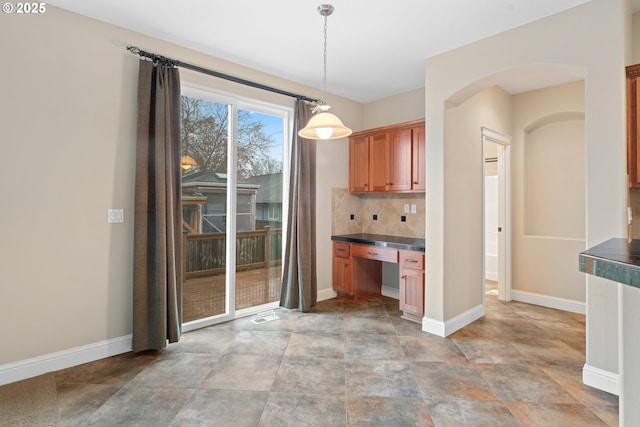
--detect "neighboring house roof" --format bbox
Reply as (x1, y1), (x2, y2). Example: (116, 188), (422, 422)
(245, 173), (283, 204)
(182, 171), (259, 190)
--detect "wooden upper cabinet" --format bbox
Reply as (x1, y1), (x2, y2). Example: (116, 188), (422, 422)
(411, 126), (426, 191)
(349, 135), (370, 193)
(369, 133), (391, 192)
(628, 64), (640, 188)
(348, 119), (425, 194)
(389, 128), (412, 191)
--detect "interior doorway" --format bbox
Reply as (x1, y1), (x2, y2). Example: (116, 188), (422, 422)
(482, 127), (511, 304)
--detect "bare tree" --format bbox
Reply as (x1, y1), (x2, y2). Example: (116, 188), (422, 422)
(181, 96), (282, 178)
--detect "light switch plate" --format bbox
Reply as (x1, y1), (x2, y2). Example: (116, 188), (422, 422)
(411, 204), (417, 214)
(404, 204), (409, 213)
(108, 209), (124, 224)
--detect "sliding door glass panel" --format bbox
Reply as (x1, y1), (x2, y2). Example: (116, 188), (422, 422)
(235, 108), (284, 310)
(181, 95), (230, 323)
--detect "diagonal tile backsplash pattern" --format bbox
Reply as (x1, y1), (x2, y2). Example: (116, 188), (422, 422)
(332, 188), (425, 238)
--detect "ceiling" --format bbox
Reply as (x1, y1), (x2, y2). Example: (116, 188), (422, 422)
(48, 0), (636, 103)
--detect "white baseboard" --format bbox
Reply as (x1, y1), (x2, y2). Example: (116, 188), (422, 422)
(382, 285), (400, 300)
(511, 290), (585, 314)
(422, 304), (485, 337)
(0, 335), (132, 386)
(317, 287), (337, 302)
(583, 363), (619, 396)
(318, 286), (399, 302)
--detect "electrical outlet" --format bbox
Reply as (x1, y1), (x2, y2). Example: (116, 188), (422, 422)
(373, 214), (378, 220)
(401, 215), (406, 222)
(108, 209), (124, 223)
(350, 214), (355, 220)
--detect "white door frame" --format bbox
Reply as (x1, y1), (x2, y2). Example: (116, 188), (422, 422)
(482, 127), (512, 302)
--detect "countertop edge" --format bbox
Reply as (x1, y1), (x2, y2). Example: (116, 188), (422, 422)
(580, 238), (640, 289)
(331, 233), (425, 252)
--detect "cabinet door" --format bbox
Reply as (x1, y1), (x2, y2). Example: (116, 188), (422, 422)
(628, 65), (640, 188)
(411, 126), (426, 191)
(369, 133), (390, 192)
(333, 256), (353, 295)
(388, 128), (412, 191)
(399, 267), (424, 315)
(349, 135), (370, 193)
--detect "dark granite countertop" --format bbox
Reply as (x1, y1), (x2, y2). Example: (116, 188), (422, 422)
(331, 233), (425, 252)
(579, 238), (640, 288)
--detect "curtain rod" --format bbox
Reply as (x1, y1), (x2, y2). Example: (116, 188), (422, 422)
(127, 46), (320, 104)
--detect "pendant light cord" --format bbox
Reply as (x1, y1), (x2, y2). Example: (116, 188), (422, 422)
(321, 12), (328, 106)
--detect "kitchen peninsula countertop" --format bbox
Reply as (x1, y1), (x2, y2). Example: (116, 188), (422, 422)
(579, 238), (640, 288)
(331, 233), (425, 252)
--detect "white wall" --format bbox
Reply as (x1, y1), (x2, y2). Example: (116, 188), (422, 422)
(425, 0), (627, 385)
(484, 175), (499, 282)
(0, 6), (362, 372)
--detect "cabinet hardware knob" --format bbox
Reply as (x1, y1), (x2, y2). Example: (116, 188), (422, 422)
(413, 181), (418, 184)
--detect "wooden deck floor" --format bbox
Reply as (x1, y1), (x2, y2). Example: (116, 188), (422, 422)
(182, 266), (282, 323)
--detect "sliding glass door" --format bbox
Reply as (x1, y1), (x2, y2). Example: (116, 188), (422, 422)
(180, 86), (289, 328)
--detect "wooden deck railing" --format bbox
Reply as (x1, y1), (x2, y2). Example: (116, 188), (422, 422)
(183, 228), (282, 280)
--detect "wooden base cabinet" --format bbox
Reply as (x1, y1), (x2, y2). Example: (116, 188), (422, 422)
(399, 250), (425, 323)
(332, 242), (352, 296)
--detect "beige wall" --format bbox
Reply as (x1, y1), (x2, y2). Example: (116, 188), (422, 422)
(633, 11), (640, 63)
(362, 88), (425, 129)
(442, 86), (513, 318)
(512, 81), (586, 302)
(425, 0), (627, 381)
(0, 6), (362, 367)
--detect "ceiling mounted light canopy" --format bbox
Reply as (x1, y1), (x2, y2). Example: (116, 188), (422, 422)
(298, 4), (352, 141)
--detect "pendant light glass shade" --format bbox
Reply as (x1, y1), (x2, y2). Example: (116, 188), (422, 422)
(298, 111), (352, 140)
(181, 155), (198, 170)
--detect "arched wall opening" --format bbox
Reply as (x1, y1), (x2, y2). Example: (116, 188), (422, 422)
(422, 0), (626, 392)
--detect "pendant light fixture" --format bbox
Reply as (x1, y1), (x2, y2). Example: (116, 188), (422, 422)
(298, 4), (352, 140)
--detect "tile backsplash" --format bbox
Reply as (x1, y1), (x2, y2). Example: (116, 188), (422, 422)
(331, 188), (425, 238)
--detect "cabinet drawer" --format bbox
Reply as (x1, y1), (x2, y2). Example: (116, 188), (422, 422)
(399, 250), (424, 270)
(333, 242), (350, 259)
(351, 244), (398, 263)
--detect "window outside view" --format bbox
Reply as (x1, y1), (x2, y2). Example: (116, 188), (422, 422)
(180, 95), (285, 322)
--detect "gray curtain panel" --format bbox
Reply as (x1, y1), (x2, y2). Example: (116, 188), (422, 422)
(132, 59), (183, 352)
(280, 100), (317, 311)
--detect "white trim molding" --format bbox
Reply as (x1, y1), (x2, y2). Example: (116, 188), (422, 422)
(0, 335), (132, 386)
(422, 304), (485, 337)
(317, 287), (338, 302)
(583, 363), (619, 396)
(511, 290), (585, 314)
(382, 285), (400, 300)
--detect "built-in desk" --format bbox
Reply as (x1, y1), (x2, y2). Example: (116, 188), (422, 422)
(331, 233), (426, 322)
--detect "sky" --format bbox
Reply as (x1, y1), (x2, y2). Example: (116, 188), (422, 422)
(252, 111), (284, 162)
